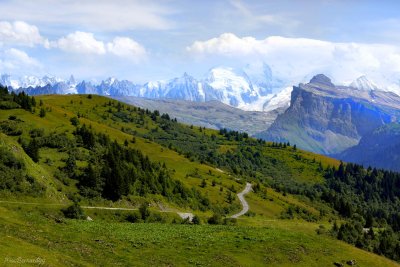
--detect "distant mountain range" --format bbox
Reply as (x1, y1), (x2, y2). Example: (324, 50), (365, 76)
(3, 69), (400, 171)
(0, 64), (291, 112)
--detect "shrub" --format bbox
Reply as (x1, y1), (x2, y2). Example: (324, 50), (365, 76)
(223, 218), (237, 225)
(126, 212), (142, 223)
(29, 128), (44, 138)
(62, 203), (86, 219)
(139, 203), (150, 220)
(192, 215), (201, 225)
(70, 116), (80, 126)
(39, 107), (46, 118)
(208, 213), (222, 225)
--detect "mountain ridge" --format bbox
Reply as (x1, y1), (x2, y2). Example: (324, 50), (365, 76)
(257, 74), (400, 154)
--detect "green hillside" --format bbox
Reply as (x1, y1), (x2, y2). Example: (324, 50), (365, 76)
(0, 89), (399, 266)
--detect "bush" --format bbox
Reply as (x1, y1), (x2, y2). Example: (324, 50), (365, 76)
(146, 212), (167, 223)
(208, 213), (223, 225)
(29, 128), (44, 138)
(139, 203), (150, 220)
(62, 203), (86, 219)
(223, 218), (237, 225)
(126, 212), (142, 223)
(39, 107), (46, 118)
(192, 215), (201, 225)
(70, 116), (79, 126)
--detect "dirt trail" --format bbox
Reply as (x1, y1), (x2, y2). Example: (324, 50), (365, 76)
(230, 182), (252, 219)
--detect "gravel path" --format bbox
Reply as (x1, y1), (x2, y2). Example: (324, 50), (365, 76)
(231, 182), (252, 219)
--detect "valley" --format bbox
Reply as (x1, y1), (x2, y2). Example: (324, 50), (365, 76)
(0, 87), (400, 265)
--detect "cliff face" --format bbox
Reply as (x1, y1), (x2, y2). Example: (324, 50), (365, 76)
(338, 123), (400, 171)
(257, 74), (400, 154)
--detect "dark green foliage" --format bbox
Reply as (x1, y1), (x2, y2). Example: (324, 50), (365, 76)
(280, 205), (318, 222)
(32, 132), (74, 149)
(62, 203), (86, 219)
(39, 107), (46, 117)
(72, 124), (210, 209)
(0, 120), (23, 136)
(74, 124), (95, 149)
(139, 203), (150, 220)
(0, 147), (44, 195)
(29, 128), (44, 138)
(126, 212), (141, 223)
(24, 138), (40, 162)
(70, 116), (79, 126)
(0, 147), (25, 191)
(12, 92), (36, 111)
(207, 213), (223, 225)
(64, 155), (77, 178)
(192, 215), (201, 225)
(324, 163), (400, 261)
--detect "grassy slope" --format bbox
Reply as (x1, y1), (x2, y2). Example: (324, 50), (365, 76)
(0, 94), (396, 266)
(0, 204), (398, 267)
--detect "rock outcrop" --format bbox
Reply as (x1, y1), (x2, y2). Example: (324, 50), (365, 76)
(257, 74), (400, 154)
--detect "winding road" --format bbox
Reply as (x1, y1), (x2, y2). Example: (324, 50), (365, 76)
(0, 183), (253, 221)
(231, 182), (252, 219)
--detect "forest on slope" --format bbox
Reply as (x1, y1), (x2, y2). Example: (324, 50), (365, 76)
(0, 85), (399, 264)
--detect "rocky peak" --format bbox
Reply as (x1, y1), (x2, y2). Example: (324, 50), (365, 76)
(309, 74), (334, 87)
(350, 75), (378, 91)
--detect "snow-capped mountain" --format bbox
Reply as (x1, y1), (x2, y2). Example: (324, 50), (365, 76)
(0, 64), (291, 111)
(350, 75), (379, 91)
(0, 74), (63, 89)
(262, 87), (292, 112)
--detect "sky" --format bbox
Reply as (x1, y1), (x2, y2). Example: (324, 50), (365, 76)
(1, 0), (400, 87)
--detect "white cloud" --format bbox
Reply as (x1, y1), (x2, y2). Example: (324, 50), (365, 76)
(0, 21), (49, 47)
(55, 31), (106, 55)
(107, 37), (147, 61)
(54, 32), (147, 63)
(186, 33), (400, 89)
(0, 0), (174, 31)
(0, 48), (42, 74)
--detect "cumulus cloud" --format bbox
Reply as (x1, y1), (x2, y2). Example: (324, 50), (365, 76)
(55, 31), (106, 55)
(53, 32), (147, 62)
(0, 21), (49, 47)
(186, 33), (400, 89)
(0, 48), (42, 74)
(107, 37), (147, 61)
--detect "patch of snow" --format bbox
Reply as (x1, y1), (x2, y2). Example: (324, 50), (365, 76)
(350, 75), (378, 91)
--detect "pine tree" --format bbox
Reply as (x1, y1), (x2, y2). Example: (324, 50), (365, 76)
(25, 138), (40, 162)
(39, 107), (46, 118)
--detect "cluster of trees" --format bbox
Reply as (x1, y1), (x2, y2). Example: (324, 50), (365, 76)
(0, 85), (36, 111)
(142, 119), (294, 182)
(268, 142), (296, 150)
(71, 124), (211, 210)
(219, 128), (249, 141)
(271, 161), (400, 262)
(320, 163), (400, 261)
(0, 146), (44, 196)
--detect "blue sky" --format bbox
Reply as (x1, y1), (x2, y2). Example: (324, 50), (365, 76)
(1, 0), (400, 85)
